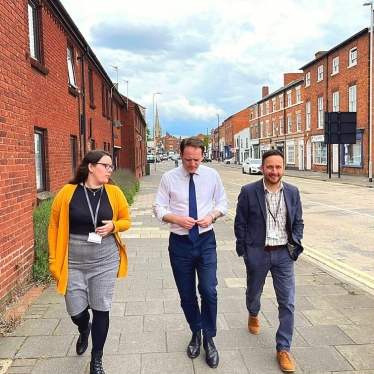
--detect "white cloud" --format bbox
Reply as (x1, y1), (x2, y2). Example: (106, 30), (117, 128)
(60, 0), (369, 136)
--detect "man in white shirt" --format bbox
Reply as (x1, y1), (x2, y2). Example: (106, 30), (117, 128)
(153, 136), (228, 369)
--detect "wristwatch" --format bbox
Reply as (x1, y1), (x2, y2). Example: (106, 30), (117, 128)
(210, 214), (217, 223)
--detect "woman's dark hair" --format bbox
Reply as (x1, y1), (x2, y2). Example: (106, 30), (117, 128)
(262, 149), (284, 165)
(180, 136), (205, 155)
(69, 150), (113, 184)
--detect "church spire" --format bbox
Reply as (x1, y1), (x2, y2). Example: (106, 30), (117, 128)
(154, 104), (162, 138)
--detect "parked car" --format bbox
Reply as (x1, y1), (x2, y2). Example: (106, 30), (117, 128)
(224, 157), (235, 164)
(242, 158), (262, 174)
(202, 156), (212, 162)
(147, 155), (155, 163)
(162, 154), (168, 160)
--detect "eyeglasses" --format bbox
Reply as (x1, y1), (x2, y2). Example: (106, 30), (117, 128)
(95, 162), (115, 171)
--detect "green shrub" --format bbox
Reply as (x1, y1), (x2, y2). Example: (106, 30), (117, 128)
(33, 197), (55, 281)
(32, 169), (139, 282)
(111, 168), (139, 205)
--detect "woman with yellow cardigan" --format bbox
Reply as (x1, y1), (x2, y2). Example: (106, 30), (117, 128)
(48, 150), (131, 374)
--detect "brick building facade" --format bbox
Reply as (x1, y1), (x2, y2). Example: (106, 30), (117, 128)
(301, 28), (370, 174)
(0, 0), (146, 305)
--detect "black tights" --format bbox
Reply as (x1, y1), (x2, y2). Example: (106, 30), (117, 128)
(71, 307), (109, 352)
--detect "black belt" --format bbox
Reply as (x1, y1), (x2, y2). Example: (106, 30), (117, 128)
(264, 245), (280, 252)
(264, 244), (288, 252)
(180, 229), (213, 238)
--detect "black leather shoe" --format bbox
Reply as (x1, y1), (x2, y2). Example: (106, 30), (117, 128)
(76, 322), (91, 355)
(203, 337), (219, 368)
(187, 331), (201, 358)
(90, 350), (105, 374)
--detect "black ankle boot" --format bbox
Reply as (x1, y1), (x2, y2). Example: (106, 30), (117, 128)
(76, 322), (91, 355)
(90, 350), (105, 374)
(187, 331), (201, 358)
(203, 337), (219, 368)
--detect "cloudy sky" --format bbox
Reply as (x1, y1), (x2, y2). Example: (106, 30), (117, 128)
(60, 0), (369, 137)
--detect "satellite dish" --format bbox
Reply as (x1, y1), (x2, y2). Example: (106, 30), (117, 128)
(113, 120), (122, 129)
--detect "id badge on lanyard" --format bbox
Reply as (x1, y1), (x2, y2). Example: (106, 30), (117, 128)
(84, 185), (103, 244)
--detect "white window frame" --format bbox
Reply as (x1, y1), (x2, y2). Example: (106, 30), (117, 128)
(349, 85), (357, 112)
(332, 56), (339, 75)
(349, 47), (357, 67)
(306, 101), (311, 130)
(287, 91), (292, 106)
(266, 120), (270, 136)
(296, 113), (301, 132)
(260, 122), (263, 138)
(260, 103), (264, 117)
(279, 118), (284, 135)
(28, 1), (40, 60)
(67, 45), (77, 87)
(317, 65), (323, 81)
(272, 98), (276, 112)
(313, 142), (327, 165)
(266, 101), (269, 114)
(305, 72), (311, 87)
(279, 95), (284, 109)
(287, 116), (292, 133)
(286, 143), (295, 164)
(272, 120), (276, 136)
(318, 97), (324, 129)
(296, 88), (301, 103)
(332, 91), (339, 112)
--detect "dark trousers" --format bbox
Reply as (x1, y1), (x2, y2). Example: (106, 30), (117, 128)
(246, 246), (295, 351)
(169, 231), (218, 338)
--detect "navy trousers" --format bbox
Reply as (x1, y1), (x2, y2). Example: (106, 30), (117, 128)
(245, 245), (295, 351)
(169, 231), (218, 338)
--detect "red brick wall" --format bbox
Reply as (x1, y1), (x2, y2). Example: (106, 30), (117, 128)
(0, 0), (35, 302)
(303, 31), (369, 174)
(0, 0), (129, 305)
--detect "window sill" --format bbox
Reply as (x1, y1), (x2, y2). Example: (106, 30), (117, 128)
(29, 57), (49, 76)
(68, 86), (78, 97)
(348, 63), (357, 69)
(331, 71), (339, 76)
(90, 102), (97, 109)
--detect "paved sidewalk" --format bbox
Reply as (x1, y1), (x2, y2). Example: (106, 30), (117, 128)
(1, 169), (374, 373)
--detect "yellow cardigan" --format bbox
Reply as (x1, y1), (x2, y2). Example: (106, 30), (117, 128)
(48, 183), (131, 295)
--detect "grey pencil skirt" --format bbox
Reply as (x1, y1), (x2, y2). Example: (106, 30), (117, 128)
(65, 233), (120, 316)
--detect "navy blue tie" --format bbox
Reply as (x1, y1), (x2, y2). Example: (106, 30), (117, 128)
(189, 173), (199, 243)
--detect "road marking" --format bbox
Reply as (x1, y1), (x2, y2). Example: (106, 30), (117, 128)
(304, 244), (374, 290)
(305, 200), (374, 219)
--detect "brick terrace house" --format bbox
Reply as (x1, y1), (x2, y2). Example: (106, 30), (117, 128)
(300, 28), (370, 174)
(246, 73), (304, 169)
(221, 108), (250, 161)
(0, 0), (145, 306)
(120, 98), (147, 178)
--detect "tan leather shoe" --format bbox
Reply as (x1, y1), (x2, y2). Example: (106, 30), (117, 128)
(277, 350), (295, 372)
(248, 315), (260, 334)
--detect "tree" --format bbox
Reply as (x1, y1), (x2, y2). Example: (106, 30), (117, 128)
(146, 125), (152, 141)
(203, 135), (209, 153)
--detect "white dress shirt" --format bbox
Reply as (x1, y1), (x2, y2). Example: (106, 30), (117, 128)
(153, 164), (228, 235)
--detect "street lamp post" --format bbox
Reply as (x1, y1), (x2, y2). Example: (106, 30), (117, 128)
(153, 92), (162, 170)
(217, 114), (220, 162)
(364, 1), (373, 182)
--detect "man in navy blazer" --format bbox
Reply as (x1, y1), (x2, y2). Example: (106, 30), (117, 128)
(234, 149), (303, 373)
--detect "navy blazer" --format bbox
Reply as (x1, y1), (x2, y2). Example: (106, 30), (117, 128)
(234, 179), (304, 269)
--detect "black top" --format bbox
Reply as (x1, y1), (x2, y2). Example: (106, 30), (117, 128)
(69, 184), (113, 235)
